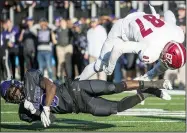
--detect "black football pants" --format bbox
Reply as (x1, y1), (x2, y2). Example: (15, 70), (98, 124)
(71, 80), (143, 116)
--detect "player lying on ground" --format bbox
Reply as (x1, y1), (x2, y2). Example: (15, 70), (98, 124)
(76, 5), (186, 82)
(0, 69), (172, 128)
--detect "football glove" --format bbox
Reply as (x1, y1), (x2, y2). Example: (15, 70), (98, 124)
(41, 106), (51, 128)
(24, 100), (36, 114)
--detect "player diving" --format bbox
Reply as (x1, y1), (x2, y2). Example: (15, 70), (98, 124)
(0, 69), (172, 127)
(75, 5), (186, 105)
(76, 5), (186, 83)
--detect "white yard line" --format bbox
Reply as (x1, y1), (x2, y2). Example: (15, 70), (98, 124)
(1, 104), (18, 106)
(146, 103), (184, 105)
(1, 102), (185, 106)
(123, 90), (185, 95)
(1, 112), (17, 113)
(116, 114), (185, 117)
(1, 120), (184, 125)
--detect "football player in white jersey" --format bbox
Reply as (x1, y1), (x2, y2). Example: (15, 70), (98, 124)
(76, 6), (186, 100)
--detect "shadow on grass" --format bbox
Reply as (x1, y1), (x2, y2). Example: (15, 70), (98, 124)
(1, 118), (119, 131)
(136, 116), (185, 122)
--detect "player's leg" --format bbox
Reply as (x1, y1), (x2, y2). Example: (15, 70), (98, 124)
(84, 90), (158, 116)
(77, 19), (123, 80)
(76, 39), (113, 80)
(72, 79), (171, 97)
(135, 60), (170, 103)
(73, 79), (146, 97)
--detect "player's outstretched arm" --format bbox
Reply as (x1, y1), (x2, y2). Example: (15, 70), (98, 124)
(39, 77), (57, 127)
(144, 60), (168, 80)
(40, 77), (57, 106)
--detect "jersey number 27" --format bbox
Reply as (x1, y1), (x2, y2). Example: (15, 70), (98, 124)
(135, 15), (165, 38)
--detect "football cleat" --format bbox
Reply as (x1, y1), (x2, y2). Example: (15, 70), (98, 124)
(160, 89), (171, 100)
(142, 88), (171, 101)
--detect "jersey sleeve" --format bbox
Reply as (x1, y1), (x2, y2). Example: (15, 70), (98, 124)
(24, 69), (44, 102)
(18, 102), (40, 123)
(24, 69), (44, 86)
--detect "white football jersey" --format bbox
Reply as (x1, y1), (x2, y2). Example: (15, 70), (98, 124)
(119, 12), (185, 63)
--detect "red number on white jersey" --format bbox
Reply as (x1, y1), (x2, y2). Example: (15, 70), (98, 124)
(165, 53), (172, 64)
(135, 15), (165, 38)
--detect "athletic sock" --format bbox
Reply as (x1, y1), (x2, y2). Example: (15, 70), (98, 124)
(139, 80), (164, 89)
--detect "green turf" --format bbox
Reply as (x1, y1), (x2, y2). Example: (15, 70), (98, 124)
(1, 93), (186, 132)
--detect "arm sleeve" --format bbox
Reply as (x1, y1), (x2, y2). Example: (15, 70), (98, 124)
(146, 60), (168, 79)
(24, 69), (44, 102)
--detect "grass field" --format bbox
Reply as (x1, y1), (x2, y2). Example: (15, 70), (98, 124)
(1, 92), (186, 132)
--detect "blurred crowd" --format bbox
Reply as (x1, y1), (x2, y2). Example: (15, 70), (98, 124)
(0, 1), (186, 88)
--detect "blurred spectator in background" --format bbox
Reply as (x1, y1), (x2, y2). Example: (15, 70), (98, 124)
(53, 17), (62, 79)
(54, 17), (62, 28)
(86, 18), (107, 80)
(30, 18), (57, 79)
(0, 20), (11, 81)
(100, 16), (113, 34)
(72, 21), (88, 79)
(55, 18), (73, 80)
(18, 17), (37, 71)
(79, 17), (89, 36)
(1, 19), (25, 80)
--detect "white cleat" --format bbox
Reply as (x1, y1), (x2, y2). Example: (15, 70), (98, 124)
(163, 79), (173, 90)
(140, 100), (145, 105)
(160, 90), (171, 100)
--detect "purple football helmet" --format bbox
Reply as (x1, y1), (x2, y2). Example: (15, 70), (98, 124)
(0, 79), (25, 103)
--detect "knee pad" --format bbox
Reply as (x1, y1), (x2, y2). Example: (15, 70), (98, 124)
(89, 98), (117, 116)
(93, 106), (111, 116)
(92, 103), (117, 116)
